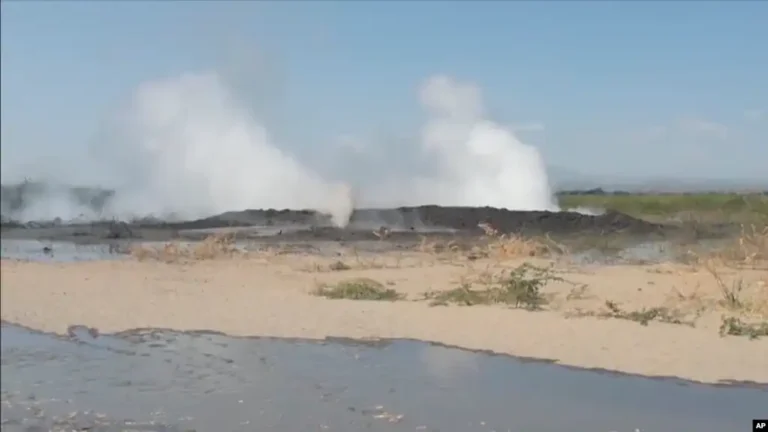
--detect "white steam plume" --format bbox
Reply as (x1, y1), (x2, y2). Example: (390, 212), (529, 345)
(96, 72), (355, 227)
(364, 75), (557, 211)
(418, 75), (557, 210)
(3, 72), (559, 224)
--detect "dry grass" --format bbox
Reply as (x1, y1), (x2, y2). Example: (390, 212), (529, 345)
(686, 224), (768, 270)
(681, 225), (767, 314)
(477, 222), (566, 259)
(669, 225), (768, 337)
(300, 249), (413, 273)
(416, 223), (566, 264)
(551, 225), (768, 337)
(130, 233), (242, 263)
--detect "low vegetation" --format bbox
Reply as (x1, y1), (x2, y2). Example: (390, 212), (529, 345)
(570, 300), (695, 327)
(423, 263), (561, 309)
(719, 317), (768, 340)
(314, 278), (403, 301)
(558, 192), (768, 219)
(120, 194), (768, 340)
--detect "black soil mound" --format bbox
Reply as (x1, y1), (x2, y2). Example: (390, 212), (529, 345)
(357, 206), (664, 235)
(133, 206), (665, 236)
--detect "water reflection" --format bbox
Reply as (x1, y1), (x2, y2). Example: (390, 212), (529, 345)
(2, 323), (764, 432)
(420, 344), (480, 382)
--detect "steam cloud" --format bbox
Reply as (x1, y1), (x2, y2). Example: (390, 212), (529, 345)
(2, 72), (557, 225)
(410, 75), (556, 210)
(95, 72), (355, 227)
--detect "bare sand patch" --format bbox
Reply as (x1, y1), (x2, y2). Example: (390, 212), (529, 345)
(2, 247), (767, 385)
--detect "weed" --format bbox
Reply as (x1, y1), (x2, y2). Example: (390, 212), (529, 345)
(424, 263), (561, 310)
(314, 278), (403, 301)
(570, 300), (694, 327)
(328, 260), (352, 271)
(607, 300), (693, 326)
(719, 316), (768, 340)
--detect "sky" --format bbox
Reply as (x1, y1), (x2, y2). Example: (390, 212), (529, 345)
(1, 0), (767, 191)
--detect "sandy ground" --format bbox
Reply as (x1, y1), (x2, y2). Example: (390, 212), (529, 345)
(2, 249), (767, 385)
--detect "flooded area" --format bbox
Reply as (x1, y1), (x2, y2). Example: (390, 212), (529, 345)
(2, 323), (766, 432)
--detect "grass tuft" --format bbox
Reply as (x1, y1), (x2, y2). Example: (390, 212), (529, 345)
(328, 260), (352, 271)
(314, 278), (403, 301)
(567, 300), (694, 327)
(719, 316), (768, 340)
(424, 263), (560, 309)
(604, 300), (692, 326)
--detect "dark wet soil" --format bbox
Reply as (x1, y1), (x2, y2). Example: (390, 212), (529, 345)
(2, 322), (765, 432)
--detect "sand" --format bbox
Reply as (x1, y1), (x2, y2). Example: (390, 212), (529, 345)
(2, 250), (767, 385)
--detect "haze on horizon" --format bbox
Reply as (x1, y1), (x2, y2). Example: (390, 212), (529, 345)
(1, 1), (767, 222)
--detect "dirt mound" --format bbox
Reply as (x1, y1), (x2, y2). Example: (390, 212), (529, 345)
(149, 206), (664, 235)
(357, 206), (664, 235)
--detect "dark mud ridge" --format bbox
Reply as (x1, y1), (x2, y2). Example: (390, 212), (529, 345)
(2, 206), (666, 238)
(200, 206), (665, 235)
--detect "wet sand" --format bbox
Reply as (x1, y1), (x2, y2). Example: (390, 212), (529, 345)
(2, 246), (767, 385)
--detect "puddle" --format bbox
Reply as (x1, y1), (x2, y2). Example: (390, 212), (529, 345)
(0, 239), (127, 262)
(2, 323), (765, 432)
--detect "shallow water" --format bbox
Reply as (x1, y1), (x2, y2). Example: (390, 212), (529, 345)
(0, 239), (126, 262)
(1, 324), (765, 432)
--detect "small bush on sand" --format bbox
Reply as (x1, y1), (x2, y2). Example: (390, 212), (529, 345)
(565, 300), (695, 327)
(604, 300), (692, 326)
(424, 263), (560, 309)
(328, 260), (352, 271)
(719, 316), (768, 340)
(314, 278), (403, 301)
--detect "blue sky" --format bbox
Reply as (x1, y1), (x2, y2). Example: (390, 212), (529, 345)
(2, 1), (767, 186)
